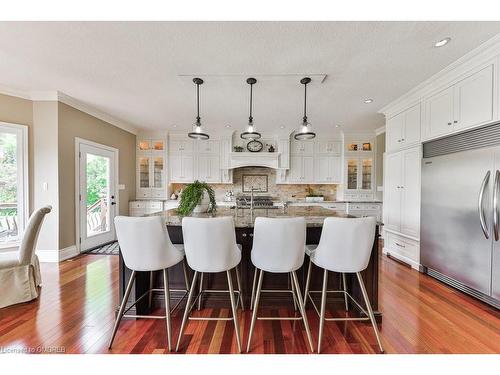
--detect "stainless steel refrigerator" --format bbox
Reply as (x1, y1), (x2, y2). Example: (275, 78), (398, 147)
(421, 122), (500, 309)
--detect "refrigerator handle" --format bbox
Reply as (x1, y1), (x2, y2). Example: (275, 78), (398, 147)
(494, 170), (500, 241)
(479, 170), (490, 239)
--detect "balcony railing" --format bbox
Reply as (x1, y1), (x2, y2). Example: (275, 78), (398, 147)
(87, 197), (108, 236)
(0, 203), (18, 242)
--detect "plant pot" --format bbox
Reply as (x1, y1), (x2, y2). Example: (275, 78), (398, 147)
(305, 196), (324, 203)
(193, 193), (210, 213)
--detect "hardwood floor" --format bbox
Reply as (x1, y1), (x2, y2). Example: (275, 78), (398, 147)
(0, 251), (499, 354)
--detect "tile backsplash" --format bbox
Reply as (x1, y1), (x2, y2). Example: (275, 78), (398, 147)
(171, 167), (338, 201)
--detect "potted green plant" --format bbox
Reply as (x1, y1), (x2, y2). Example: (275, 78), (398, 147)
(233, 145), (244, 152)
(177, 180), (217, 215)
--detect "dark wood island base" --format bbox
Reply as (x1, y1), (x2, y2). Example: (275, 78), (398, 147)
(118, 207), (381, 322)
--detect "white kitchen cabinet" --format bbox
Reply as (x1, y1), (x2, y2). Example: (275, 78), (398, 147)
(315, 140), (341, 155)
(195, 140), (220, 154)
(129, 200), (164, 217)
(345, 157), (374, 192)
(170, 139), (194, 153)
(386, 104), (421, 152)
(383, 146), (421, 238)
(314, 156), (341, 183)
(424, 64), (495, 140)
(287, 155), (313, 183)
(196, 155), (221, 183)
(136, 135), (167, 199)
(290, 140), (314, 155)
(170, 154), (194, 183)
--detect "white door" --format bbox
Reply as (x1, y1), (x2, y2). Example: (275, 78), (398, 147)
(386, 112), (404, 151)
(425, 86), (454, 139)
(384, 152), (402, 232)
(78, 142), (117, 251)
(400, 148), (421, 237)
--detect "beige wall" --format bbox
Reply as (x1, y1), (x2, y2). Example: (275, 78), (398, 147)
(58, 103), (136, 249)
(32, 101), (59, 251)
(0, 94), (34, 211)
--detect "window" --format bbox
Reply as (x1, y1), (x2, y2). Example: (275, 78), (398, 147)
(0, 122), (28, 245)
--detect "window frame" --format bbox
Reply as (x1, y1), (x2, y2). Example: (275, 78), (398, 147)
(0, 121), (29, 246)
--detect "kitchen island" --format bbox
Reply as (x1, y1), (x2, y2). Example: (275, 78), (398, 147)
(118, 206), (382, 321)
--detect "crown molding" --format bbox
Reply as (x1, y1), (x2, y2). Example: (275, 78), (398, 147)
(375, 126), (386, 136)
(379, 33), (500, 118)
(0, 86), (139, 135)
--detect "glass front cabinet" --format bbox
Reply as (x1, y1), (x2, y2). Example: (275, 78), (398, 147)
(136, 137), (167, 199)
(344, 138), (375, 196)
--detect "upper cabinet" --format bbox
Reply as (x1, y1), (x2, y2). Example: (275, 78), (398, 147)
(423, 63), (496, 140)
(315, 140), (341, 155)
(290, 140), (314, 155)
(386, 104), (421, 152)
(136, 135), (167, 199)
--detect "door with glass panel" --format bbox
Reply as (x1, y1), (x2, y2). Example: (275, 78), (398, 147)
(78, 142), (117, 251)
(0, 123), (27, 245)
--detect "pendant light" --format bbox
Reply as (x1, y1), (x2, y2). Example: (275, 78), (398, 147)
(188, 78), (209, 140)
(294, 77), (316, 140)
(240, 77), (261, 140)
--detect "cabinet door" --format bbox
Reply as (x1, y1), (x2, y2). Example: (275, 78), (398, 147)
(330, 156), (342, 183)
(169, 155), (183, 182)
(314, 156), (330, 183)
(400, 148), (421, 237)
(360, 158), (374, 190)
(181, 155), (194, 182)
(303, 156), (314, 182)
(150, 156), (165, 198)
(346, 158), (359, 190)
(170, 140), (193, 153)
(197, 155), (220, 183)
(403, 104), (421, 146)
(384, 152), (402, 232)
(196, 140), (220, 154)
(454, 64), (494, 131)
(386, 112), (404, 152)
(315, 140), (341, 155)
(291, 140), (314, 155)
(425, 86), (454, 139)
(288, 155), (303, 182)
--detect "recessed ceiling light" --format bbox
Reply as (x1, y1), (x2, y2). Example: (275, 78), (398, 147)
(364, 98), (374, 104)
(172, 125), (177, 128)
(280, 125), (285, 129)
(335, 124), (341, 128)
(434, 37), (451, 48)
(225, 124), (231, 128)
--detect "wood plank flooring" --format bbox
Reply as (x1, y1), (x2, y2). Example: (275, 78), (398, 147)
(0, 249), (499, 354)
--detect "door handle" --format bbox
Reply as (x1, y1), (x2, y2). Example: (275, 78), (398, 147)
(478, 170), (490, 239)
(494, 170), (500, 241)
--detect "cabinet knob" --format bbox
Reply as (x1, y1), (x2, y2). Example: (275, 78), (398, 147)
(447, 122), (452, 126)
(401, 138), (405, 141)
(242, 233), (247, 237)
(249, 233), (254, 237)
(454, 120), (458, 124)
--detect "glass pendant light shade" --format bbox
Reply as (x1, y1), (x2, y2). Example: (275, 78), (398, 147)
(294, 77), (316, 140)
(188, 78), (209, 140)
(241, 77), (261, 140)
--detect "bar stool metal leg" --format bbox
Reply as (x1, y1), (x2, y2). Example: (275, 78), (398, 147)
(356, 272), (384, 353)
(148, 271), (154, 308)
(197, 272), (204, 310)
(227, 269), (242, 353)
(235, 265), (245, 310)
(250, 267), (257, 310)
(341, 273), (349, 311)
(290, 273), (298, 311)
(291, 271), (314, 353)
(182, 259), (191, 291)
(318, 269), (328, 353)
(108, 270), (136, 349)
(176, 271), (199, 352)
(163, 268), (172, 351)
(304, 258), (312, 308)
(246, 269), (264, 352)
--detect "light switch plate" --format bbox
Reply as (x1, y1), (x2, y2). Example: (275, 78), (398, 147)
(118, 184), (126, 190)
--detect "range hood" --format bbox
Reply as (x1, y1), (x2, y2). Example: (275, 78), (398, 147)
(228, 152), (281, 169)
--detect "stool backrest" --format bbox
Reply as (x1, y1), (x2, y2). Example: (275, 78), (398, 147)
(182, 216), (240, 273)
(251, 217), (306, 272)
(114, 216), (183, 271)
(313, 216), (376, 273)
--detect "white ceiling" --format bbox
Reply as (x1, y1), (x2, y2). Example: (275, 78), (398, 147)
(1, 21), (500, 134)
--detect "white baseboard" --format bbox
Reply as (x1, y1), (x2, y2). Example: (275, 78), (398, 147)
(382, 247), (421, 271)
(37, 245), (78, 262)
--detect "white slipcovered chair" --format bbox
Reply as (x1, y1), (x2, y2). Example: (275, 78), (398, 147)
(0, 205), (52, 309)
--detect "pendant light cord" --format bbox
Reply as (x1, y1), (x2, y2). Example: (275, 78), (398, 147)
(303, 81), (308, 123)
(196, 82), (201, 124)
(249, 82), (253, 123)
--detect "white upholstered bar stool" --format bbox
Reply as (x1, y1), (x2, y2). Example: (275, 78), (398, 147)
(108, 216), (188, 351)
(304, 216), (383, 353)
(176, 216), (244, 353)
(247, 217), (314, 353)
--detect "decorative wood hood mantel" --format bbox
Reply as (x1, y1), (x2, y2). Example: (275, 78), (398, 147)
(228, 152), (281, 169)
